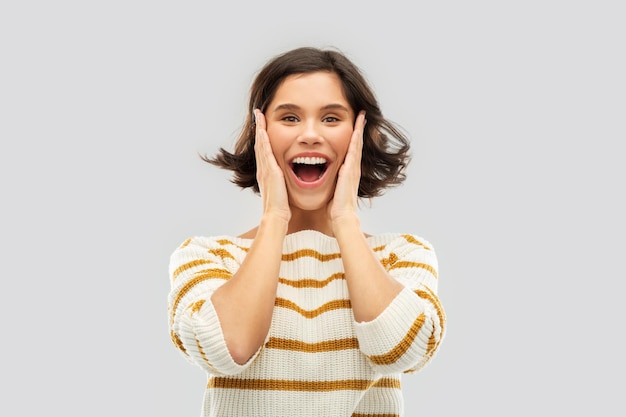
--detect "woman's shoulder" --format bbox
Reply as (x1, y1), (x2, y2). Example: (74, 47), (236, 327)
(171, 233), (254, 254)
(366, 232), (435, 252)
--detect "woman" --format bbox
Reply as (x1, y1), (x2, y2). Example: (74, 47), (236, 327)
(168, 46), (446, 417)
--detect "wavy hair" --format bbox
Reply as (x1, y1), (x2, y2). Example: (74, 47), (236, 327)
(203, 47), (411, 198)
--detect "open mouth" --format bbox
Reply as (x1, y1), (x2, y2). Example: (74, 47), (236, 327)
(290, 156), (328, 183)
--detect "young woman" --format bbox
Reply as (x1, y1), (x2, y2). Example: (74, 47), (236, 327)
(168, 46), (446, 417)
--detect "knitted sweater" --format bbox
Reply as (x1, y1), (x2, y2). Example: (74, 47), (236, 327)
(168, 230), (445, 417)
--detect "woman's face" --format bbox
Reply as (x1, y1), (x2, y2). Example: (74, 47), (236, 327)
(264, 71), (355, 211)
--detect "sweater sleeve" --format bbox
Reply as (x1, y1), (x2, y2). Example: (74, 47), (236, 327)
(354, 234), (446, 374)
(167, 237), (260, 376)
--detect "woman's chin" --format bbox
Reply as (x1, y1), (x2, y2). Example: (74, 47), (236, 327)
(288, 194), (331, 213)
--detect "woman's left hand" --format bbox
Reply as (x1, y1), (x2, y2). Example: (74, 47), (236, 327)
(328, 111), (366, 224)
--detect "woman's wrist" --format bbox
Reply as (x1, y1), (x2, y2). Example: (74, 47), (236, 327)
(258, 213), (290, 236)
(331, 213), (361, 239)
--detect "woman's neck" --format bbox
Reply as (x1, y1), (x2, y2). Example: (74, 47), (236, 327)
(287, 206), (334, 236)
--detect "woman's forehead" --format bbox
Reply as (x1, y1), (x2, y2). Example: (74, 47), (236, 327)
(269, 72), (352, 113)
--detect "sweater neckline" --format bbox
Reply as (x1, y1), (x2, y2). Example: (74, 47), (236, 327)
(232, 229), (338, 244)
(229, 229), (403, 249)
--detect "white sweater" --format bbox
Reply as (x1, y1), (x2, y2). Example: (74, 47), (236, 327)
(168, 230), (445, 417)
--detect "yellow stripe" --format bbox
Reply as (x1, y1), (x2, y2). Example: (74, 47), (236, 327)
(282, 249), (341, 262)
(171, 299), (219, 371)
(208, 377), (398, 391)
(169, 269), (232, 324)
(274, 298), (351, 318)
(193, 268), (233, 281)
(216, 239), (249, 252)
(374, 235), (431, 253)
(426, 333), (437, 355)
(172, 259), (214, 280)
(380, 253), (399, 268)
(415, 288), (445, 333)
(389, 261), (438, 278)
(415, 288), (446, 355)
(193, 328), (219, 373)
(372, 377), (401, 389)
(368, 313), (426, 365)
(170, 330), (187, 355)
(179, 238), (192, 248)
(265, 337), (359, 352)
(208, 248), (235, 260)
(188, 299), (205, 314)
(279, 272), (344, 288)
(402, 234), (431, 250)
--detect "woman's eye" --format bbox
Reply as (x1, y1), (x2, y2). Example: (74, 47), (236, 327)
(323, 116), (339, 123)
(282, 116), (299, 122)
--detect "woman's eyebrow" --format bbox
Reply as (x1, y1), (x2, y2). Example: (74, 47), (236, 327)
(272, 103), (350, 112)
(272, 103), (301, 112)
(320, 104), (350, 112)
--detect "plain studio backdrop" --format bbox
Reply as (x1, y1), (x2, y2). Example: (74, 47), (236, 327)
(1, 1), (624, 416)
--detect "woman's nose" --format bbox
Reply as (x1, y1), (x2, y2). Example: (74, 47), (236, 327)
(297, 120), (323, 145)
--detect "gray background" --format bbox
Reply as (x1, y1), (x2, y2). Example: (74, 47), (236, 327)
(2, 1), (624, 416)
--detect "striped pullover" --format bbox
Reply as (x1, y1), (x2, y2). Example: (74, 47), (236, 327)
(168, 230), (446, 417)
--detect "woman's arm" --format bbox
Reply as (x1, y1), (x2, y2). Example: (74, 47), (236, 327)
(329, 113), (445, 373)
(333, 217), (404, 322)
(210, 216), (286, 364)
(211, 110), (290, 364)
(329, 111), (403, 322)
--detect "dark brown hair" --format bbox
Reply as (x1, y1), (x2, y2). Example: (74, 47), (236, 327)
(203, 46), (411, 198)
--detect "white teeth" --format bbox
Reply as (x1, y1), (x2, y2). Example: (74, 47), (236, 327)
(292, 156), (327, 165)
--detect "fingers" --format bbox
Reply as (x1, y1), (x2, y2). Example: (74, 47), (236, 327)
(253, 108), (282, 184)
(352, 110), (367, 149)
(354, 110), (367, 133)
(345, 110), (366, 168)
(253, 108), (267, 133)
(253, 109), (291, 221)
(253, 109), (276, 169)
(329, 111), (366, 221)
(253, 109), (268, 152)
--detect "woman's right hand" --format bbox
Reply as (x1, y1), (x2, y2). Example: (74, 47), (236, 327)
(254, 109), (291, 224)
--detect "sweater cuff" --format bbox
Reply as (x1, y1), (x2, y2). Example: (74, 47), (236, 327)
(353, 286), (425, 357)
(191, 299), (261, 375)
